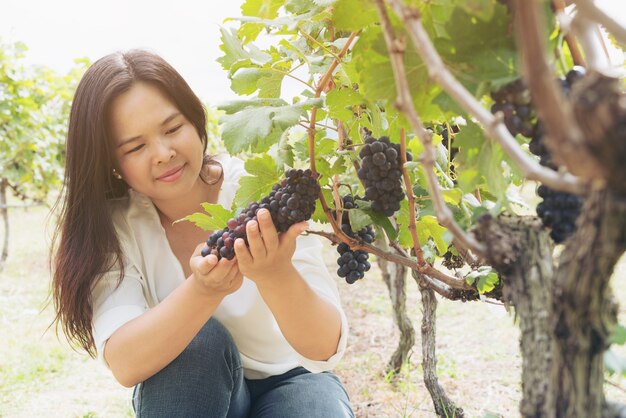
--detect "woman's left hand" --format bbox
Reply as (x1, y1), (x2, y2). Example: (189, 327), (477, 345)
(234, 209), (308, 286)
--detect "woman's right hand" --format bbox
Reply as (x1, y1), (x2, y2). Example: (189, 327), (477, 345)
(189, 243), (243, 299)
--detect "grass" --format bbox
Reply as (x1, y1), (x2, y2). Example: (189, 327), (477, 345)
(1, 198), (625, 417)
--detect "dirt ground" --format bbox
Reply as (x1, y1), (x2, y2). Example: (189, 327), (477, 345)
(1, 204), (625, 417)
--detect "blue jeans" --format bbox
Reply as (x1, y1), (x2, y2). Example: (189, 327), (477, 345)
(132, 318), (354, 418)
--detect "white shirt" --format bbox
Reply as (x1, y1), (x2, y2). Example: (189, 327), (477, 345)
(91, 154), (349, 380)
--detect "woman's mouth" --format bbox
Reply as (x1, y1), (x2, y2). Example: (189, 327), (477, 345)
(156, 164), (185, 182)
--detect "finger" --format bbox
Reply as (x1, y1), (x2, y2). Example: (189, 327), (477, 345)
(245, 220), (266, 259)
(281, 221), (309, 245)
(192, 242), (206, 257)
(234, 238), (253, 265)
(225, 265), (242, 284)
(191, 253), (218, 275)
(256, 209), (279, 253)
(212, 255), (237, 276)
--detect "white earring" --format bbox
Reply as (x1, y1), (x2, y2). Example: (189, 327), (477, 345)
(112, 169), (122, 180)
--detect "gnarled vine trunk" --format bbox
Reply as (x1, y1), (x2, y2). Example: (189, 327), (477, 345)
(377, 238), (415, 374)
(474, 189), (626, 418)
(0, 178), (8, 273)
(552, 189), (626, 417)
(474, 214), (554, 417)
(411, 269), (464, 418)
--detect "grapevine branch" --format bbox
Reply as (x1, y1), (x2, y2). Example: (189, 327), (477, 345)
(308, 31), (358, 237)
(552, 0), (585, 66)
(375, 0), (487, 259)
(513, 0), (609, 185)
(385, 0), (587, 197)
(574, 0), (626, 46)
(569, 10), (612, 71)
(399, 128), (426, 266)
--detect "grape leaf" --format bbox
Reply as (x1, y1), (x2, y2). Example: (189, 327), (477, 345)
(241, 0), (284, 18)
(348, 208), (373, 233)
(230, 67), (285, 98)
(217, 27), (272, 70)
(427, 4), (517, 91)
(332, 0), (378, 31)
(326, 88), (364, 121)
(219, 99), (322, 153)
(456, 0), (495, 21)
(351, 26), (444, 122)
(609, 324), (626, 346)
(416, 215), (449, 255)
(179, 203), (236, 231)
(312, 188), (334, 223)
(233, 154), (280, 207)
(356, 200), (398, 242)
(396, 200), (413, 248)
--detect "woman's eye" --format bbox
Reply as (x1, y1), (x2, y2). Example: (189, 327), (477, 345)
(127, 144), (144, 154)
(166, 124), (183, 135)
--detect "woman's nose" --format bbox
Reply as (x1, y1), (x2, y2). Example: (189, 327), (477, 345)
(153, 137), (176, 164)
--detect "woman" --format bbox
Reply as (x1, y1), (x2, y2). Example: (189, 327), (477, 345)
(51, 49), (354, 417)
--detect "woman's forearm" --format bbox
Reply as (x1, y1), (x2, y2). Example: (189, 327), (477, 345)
(103, 277), (223, 387)
(256, 265), (342, 361)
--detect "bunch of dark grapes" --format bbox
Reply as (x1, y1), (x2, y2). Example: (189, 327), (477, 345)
(490, 79), (535, 138)
(491, 67), (586, 243)
(334, 195), (374, 284)
(357, 135), (410, 217)
(202, 168), (320, 259)
(529, 67), (586, 243)
(442, 247), (465, 270)
(535, 185), (582, 243)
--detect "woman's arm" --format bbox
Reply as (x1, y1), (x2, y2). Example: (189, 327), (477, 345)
(255, 264), (342, 361)
(104, 252), (242, 387)
(234, 210), (342, 361)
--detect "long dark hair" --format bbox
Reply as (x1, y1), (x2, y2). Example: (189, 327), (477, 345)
(51, 49), (213, 356)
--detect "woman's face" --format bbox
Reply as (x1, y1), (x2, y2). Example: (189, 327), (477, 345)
(110, 82), (204, 204)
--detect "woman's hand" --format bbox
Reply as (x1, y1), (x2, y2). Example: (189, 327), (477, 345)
(189, 244), (243, 299)
(234, 209), (308, 286)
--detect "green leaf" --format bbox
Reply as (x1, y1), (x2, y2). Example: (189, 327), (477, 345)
(179, 204), (236, 231)
(396, 200), (413, 248)
(233, 154), (280, 207)
(230, 67), (285, 98)
(276, 132), (295, 167)
(241, 0), (285, 18)
(416, 215), (449, 255)
(326, 89), (364, 121)
(477, 271), (499, 293)
(456, 0), (495, 21)
(609, 325), (626, 346)
(332, 0), (378, 31)
(219, 99), (321, 153)
(442, 188), (462, 205)
(217, 27), (271, 71)
(351, 26), (444, 122)
(424, 2), (517, 92)
(355, 200), (398, 241)
(312, 188), (334, 223)
(348, 208), (372, 232)
(218, 98), (288, 114)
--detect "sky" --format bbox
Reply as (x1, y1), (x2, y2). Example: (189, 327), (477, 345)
(0, 0), (245, 105)
(0, 0), (624, 106)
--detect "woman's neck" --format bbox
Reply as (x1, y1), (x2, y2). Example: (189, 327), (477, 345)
(154, 164), (223, 226)
(154, 181), (211, 226)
